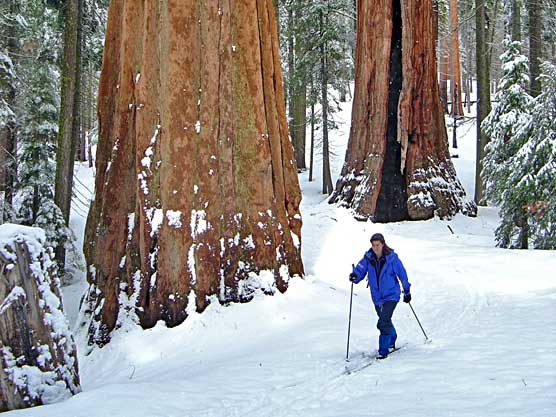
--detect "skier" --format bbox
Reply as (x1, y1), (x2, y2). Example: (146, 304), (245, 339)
(349, 233), (411, 359)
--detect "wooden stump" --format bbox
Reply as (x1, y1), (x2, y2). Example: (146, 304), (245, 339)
(0, 225), (80, 412)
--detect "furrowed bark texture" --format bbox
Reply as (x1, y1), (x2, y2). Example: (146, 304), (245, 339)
(330, 0), (476, 221)
(83, 0), (303, 346)
(449, 0), (464, 116)
(439, 37), (449, 114)
(0, 228), (80, 411)
(55, 0), (82, 223)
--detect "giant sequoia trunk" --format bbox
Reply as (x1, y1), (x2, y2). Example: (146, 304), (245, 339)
(83, 0), (303, 346)
(330, 0), (476, 221)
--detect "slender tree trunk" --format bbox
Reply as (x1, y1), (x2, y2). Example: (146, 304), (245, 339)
(464, 11), (473, 114)
(0, 1), (19, 220)
(77, 57), (91, 164)
(465, 73), (471, 112)
(511, 0), (521, 42)
(77, 103), (86, 162)
(514, 205), (529, 249)
(292, 82), (307, 170)
(449, 0), (464, 116)
(475, 0), (491, 205)
(320, 7), (333, 195)
(486, 0), (500, 73)
(330, 0), (476, 221)
(439, 37), (449, 114)
(308, 74), (315, 182)
(528, 0), (541, 97)
(0, 108), (15, 220)
(87, 62), (94, 168)
(309, 82), (315, 183)
(84, 63), (92, 164)
(55, 0), (83, 253)
(83, 0), (303, 345)
(289, 5), (307, 171)
(76, 40), (87, 164)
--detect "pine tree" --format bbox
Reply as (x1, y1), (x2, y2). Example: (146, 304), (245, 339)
(479, 38), (556, 250)
(15, 1), (74, 259)
(449, 0), (464, 116)
(55, 0), (83, 268)
(0, 51), (16, 222)
(0, 51), (15, 150)
(279, 0), (354, 180)
(0, 52), (15, 126)
(515, 62), (556, 249)
(0, 1), (23, 219)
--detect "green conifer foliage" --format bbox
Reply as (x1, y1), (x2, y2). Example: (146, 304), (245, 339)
(517, 63), (556, 249)
(482, 39), (556, 249)
(0, 52), (15, 131)
(15, 2), (74, 255)
(278, 0), (355, 165)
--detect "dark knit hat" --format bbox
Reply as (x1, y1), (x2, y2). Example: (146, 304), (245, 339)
(370, 233), (385, 243)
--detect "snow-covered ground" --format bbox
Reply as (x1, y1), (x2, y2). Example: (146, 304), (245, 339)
(6, 97), (556, 417)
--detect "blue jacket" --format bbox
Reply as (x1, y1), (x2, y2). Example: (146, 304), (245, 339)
(351, 249), (411, 306)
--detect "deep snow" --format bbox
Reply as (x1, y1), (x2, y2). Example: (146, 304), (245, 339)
(5, 97), (556, 417)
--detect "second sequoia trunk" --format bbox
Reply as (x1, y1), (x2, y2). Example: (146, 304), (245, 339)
(330, 0), (476, 221)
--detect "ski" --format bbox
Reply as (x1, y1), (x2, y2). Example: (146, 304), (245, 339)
(343, 344), (405, 376)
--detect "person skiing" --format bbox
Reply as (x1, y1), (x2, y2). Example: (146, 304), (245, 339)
(349, 233), (411, 359)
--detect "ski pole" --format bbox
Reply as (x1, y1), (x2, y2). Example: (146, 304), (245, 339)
(408, 302), (429, 341)
(345, 281), (354, 361)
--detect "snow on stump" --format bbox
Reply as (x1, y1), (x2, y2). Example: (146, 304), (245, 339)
(0, 224), (80, 412)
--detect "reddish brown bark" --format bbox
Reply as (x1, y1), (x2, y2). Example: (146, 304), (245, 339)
(330, 0), (476, 221)
(449, 0), (464, 116)
(83, 0), (303, 346)
(439, 37), (449, 114)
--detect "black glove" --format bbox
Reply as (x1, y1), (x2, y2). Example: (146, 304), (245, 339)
(403, 292), (411, 303)
(349, 273), (357, 282)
